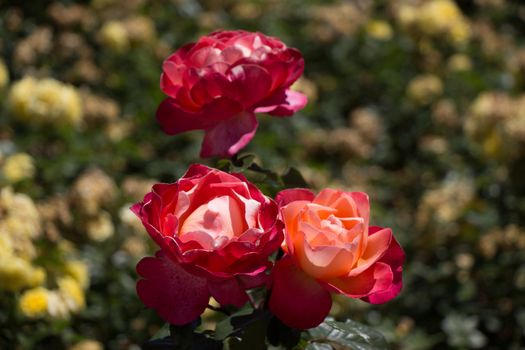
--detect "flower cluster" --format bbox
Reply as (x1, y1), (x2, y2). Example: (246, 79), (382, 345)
(395, 0), (471, 46)
(0, 187), (89, 319)
(131, 30), (405, 331)
(134, 165), (404, 328)
(7, 76), (83, 127)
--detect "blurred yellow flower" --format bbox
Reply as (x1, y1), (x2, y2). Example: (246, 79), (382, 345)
(0, 59), (9, 91)
(98, 21), (129, 53)
(0, 187), (41, 250)
(366, 20), (393, 41)
(0, 233), (14, 257)
(407, 74), (443, 105)
(64, 260), (89, 288)
(58, 276), (86, 312)
(396, 0), (470, 45)
(47, 290), (71, 319)
(448, 54), (473, 71)
(69, 340), (103, 350)
(2, 153), (35, 183)
(123, 16), (157, 46)
(463, 91), (523, 160)
(0, 256), (46, 291)
(86, 211), (114, 242)
(19, 287), (50, 318)
(7, 77), (83, 126)
(121, 236), (146, 257)
(291, 77), (318, 103)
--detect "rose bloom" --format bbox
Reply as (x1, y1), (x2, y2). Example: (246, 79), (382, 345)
(269, 188), (404, 329)
(132, 164), (282, 324)
(156, 30), (307, 158)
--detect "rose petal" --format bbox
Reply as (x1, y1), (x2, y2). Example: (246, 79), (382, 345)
(200, 111), (258, 158)
(254, 89), (307, 117)
(280, 200), (309, 254)
(156, 97), (243, 135)
(349, 227), (392, 276)
(183, 164), (213, 178)
(136, 251), (210, 325)
(227, 64), (272, 108)
(296, 233), (354, 279)
(361, 228), (404, 304)
(275, 188), (315, 207)
(269, 256), (332, 329)
(326, 262), (393, 298)
(207, 277), (248, 307)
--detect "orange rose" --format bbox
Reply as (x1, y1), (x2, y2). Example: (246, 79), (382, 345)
(269, 188), (404, 329)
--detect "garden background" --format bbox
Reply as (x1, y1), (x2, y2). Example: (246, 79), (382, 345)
(1, 0), (524, 349)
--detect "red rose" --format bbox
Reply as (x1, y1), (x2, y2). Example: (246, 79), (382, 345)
(132, 164), (282, 324)
(156, 30), (307, 158)
(269, 189), (405, 329)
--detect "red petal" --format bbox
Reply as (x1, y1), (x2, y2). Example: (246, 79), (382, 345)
(182, 164), (213, 179)
(200, 111), (258, 158)
(275, 188), (315, 207)
(227, 64), (272, 108)
(155, 97), (243, 135)
(269, 256), (332, 329)
(254, 89), (307, 117)
(207, 278), (248, 307)
(136, 251), (210, 325)
(361, 229), (405, 304)
(326, 262), (393, 298)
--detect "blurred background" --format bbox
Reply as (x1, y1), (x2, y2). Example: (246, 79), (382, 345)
(1, 0), (525, 349)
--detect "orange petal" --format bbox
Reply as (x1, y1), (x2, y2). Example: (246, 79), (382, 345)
(296, 233), (354, 279)
(327, 262), (393, 298)
(350, 227), (392, 276)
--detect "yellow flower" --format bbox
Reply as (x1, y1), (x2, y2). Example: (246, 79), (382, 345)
(0, 234), (14, 257)
(58, 276), (85, 312)
(0, 59), (8, 91)
(7, 77), (83, 126)
(419, 0), (463, 33)
(2, 153), (35, 183)
(19, 287), (50, 318)
(86, 211), (114, 242)
(448, 54), (473, 72)
(123, 16), (157, 45)
(365, 20), (393, 41)
(47, 291), (71, 319)
(69, 340), (103, 350)
(396, 0), (470, 45)
(407, 74), (443, 105)
(0, 256), (43, 291)
(98, 21), (129, 53)
(64, 260), (89, 288)
(7, 76), (37, 120)
(397, 5), (417, 29)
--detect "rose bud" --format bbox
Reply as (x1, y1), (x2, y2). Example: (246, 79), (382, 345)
(269, 188), (404, 329)
(156, 30), (307, 158)
(132, 164), (282, 325)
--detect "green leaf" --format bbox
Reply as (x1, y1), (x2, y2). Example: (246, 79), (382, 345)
(281, 167), (309, 188)
(305, 319), (389, 350)
(149, 323), (170, 341)
(214, 305), (257, 341)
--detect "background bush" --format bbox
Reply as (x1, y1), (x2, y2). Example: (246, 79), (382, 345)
(1, 0), (525, 349)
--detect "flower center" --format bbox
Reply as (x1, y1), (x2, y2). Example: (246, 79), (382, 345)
(179, 195), (245, 249)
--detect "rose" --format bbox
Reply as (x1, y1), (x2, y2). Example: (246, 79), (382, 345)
(156, 30), (307, 158)
(269, 188), (404, 329)
(132, 164), (282, 324)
